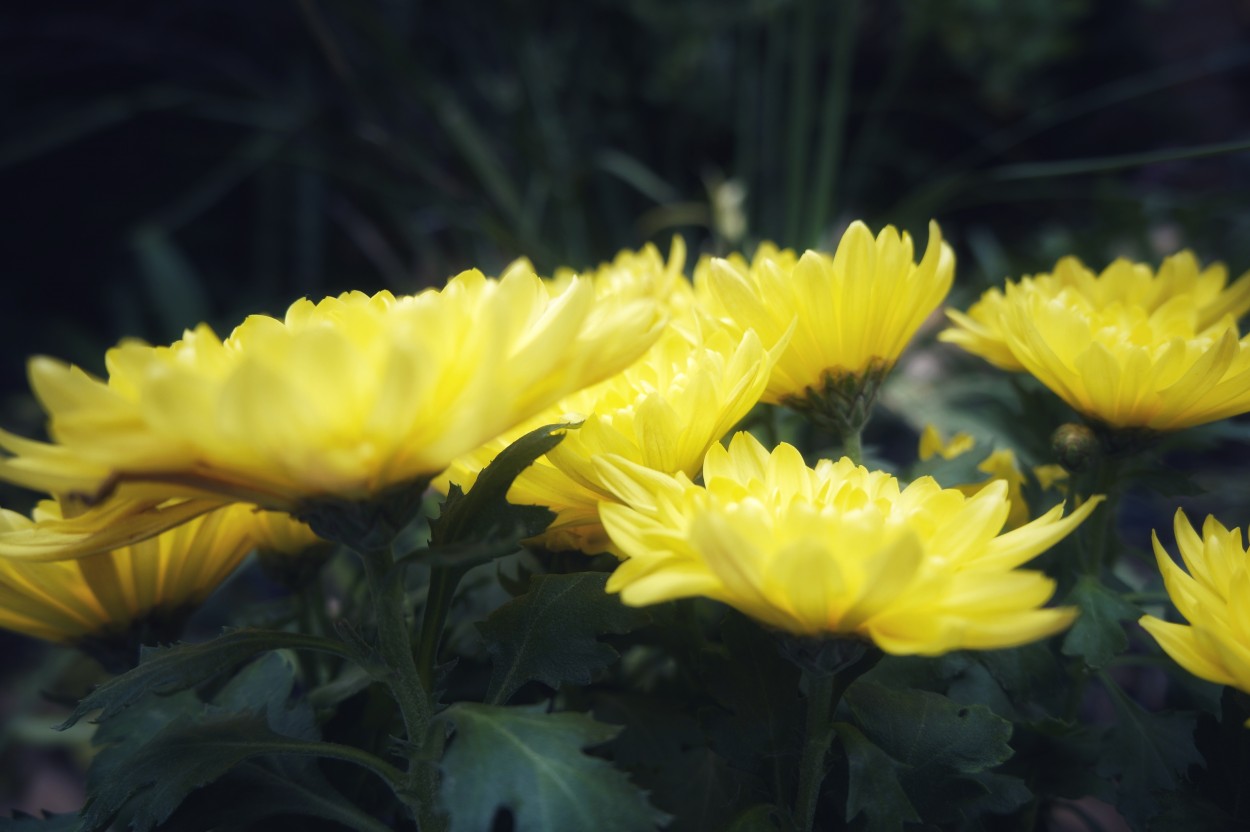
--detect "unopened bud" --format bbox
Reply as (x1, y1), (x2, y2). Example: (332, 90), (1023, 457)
(1051, 423), (1100, 473)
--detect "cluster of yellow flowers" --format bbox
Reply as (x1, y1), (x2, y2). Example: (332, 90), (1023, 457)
(0, 220), (1248, 699)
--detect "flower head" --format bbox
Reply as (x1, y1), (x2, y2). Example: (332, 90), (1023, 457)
(443, 319), (776, 553)
(1140, 510), (1250, 715)
(695, 221), (954, 407)
(941, 251), (1250, 430)
(597, 432), (1099, 655)
(0, 502), (315, 646)
(0, 267), (664, 554)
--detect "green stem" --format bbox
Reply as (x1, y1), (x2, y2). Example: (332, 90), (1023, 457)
(358, 545), (442, 830)
(416, 564), (468, 692)
(792, 661), (870, 832)
(841, 426), (863, 466)
(794, 671), (837, 832)
(1082, 457), (1121, 576)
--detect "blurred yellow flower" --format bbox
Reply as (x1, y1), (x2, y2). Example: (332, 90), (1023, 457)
(0, 267), (665, 553)
(695, 221), (954, 421)
(443, 320), (776, 553)
(917, 425), (1041, 530)
(551, 236), (694, 314)
(597, 432), (1100, 655)
(941, 251), (1250, 430)
(0, 502), (314, 645)
(1140, 510), (1250, 720)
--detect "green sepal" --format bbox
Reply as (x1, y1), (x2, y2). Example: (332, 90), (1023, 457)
(60, 628), (351, 729)
(436, 702), (667, 832)
(478, 572), (648, 704)
(1060, 576), (1141, 668)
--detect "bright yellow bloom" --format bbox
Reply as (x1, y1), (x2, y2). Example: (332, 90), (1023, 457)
(943, 251), (1250, 372)
(1140, 510), (1250, 720)
(941, 251), (1250, 430)
(551, 236), (694, 314)
(597, 432), (1100, 655)
(442, 320), (776, 553)
(0, 267), (665, 555)
(695, 221), (954, 404)
(0, 502), (314, 644)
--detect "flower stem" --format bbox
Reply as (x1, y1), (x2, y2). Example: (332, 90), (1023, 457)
(358, 545), (443, 830)
(841, 426), (863, 466)
(792, 653), (876, 832)
(793, 671), (837, 832)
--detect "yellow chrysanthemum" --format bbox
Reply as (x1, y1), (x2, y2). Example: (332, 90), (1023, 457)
(694, 221), (954, 406)
(1140, 510), (1250, 719)
(551, 236), (694, 315)
(943, 252), (1250, 372)
(0, 266), (665, 555)
(941, 251), (1250, 430)
(442, 320), (776, 553)
(596, 432), (1100, 655)
(0, 502), (314, 645)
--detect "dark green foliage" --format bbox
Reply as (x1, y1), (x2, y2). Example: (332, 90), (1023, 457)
(60, 628), (350, 729)
(436, 703), (667, 832)
(478, 572), (648, 704)
(1060, 576), (1142, 669)
(0, 814), (78, 831)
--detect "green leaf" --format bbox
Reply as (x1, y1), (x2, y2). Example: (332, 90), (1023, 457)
(844, 681), (1017, 824)
(79, 654), (382, 832)
(834, 722), (919, 831)
(61, 628), (348, 728)
(478, 572), (648, 704)
(437, 703), (667, 832)
(428, 422), (571, 550)
(699, 612), (801, 775)
(723, 804), (783, 832)
(1061, 577), (1141, 668)
(1098, 676), (1202, 827)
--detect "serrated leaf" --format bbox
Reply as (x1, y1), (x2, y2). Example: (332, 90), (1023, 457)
(1098, 679), (1202, 827)
(1007, 718), (1113, 803)
(844, 681), (1017, 824)
(834, 722), (920, 831)
(437, 703), (666, 832)
(478, 572), (647, 704)
(61, 628), (345, 728)
(429, 422), (571, 551)
(1061, 577), (1140, 668)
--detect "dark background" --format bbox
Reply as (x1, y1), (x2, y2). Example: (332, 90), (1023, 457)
(1, 0), (1249, 816)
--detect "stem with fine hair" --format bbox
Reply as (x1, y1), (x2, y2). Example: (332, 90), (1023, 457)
(841, 426), (864, 466)
(416, 563), (469, 691)
(792, 659), (872, 832)
(357, 544), (442, 830)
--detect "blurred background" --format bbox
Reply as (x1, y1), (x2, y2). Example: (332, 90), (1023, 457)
(2, 0), (1249, 818)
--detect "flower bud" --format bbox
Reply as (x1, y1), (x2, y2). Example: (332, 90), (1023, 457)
(1051, 423), (1100, 472)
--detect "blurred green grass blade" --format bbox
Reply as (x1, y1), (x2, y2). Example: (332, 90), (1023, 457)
(131, 225), (211, 337)
(0, 86), (191, 170)
(783, 0), (817, 245)
(594, 149), (682, 206)
(990, 137), (1250, 181)
(807, 0), (860, 245)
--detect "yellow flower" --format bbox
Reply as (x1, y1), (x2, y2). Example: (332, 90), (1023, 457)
(0, 502), (312, 645)
(0, 267), (665, 553)
(944, 252), (1250, 372)
(442, 320), (776, 553)
(695, 221), (954, 409)
(1140, 510), (1250, 718)
(596, 432), (1100, 655)
(551, 236), (694, 312)
(941, 251), (1250, 430)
